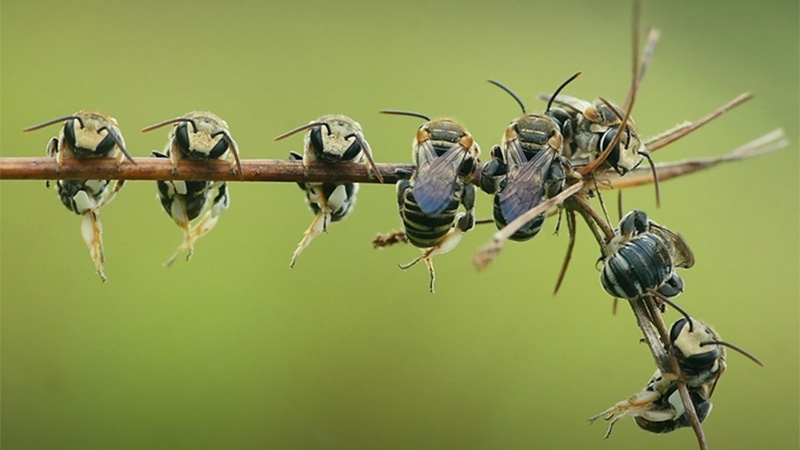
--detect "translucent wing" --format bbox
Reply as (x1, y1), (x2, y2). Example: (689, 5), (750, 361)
(498, 147), (556, 225)
(536, 93), (593, 114)
(413, 142), (466, 216)
(650, 222), (695, 268)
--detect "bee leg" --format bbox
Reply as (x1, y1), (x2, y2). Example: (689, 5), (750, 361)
(553, 208), (577, 294)
(166, 210), (222, 265)
(165, 200), (194, 266)
(398, 251), (428, 270)
(424, 257), (436, 294)
(94, 179), (126, 210)
(81, 210), (107, 282)
(290, 211), (326, 268)
(457, 185), (476, 232)
(322, 211), (331, 233)
(115, 149), (126, 172)
(589, 390), (661, 438)
(288, 152), (308, 191)
(45, 137), (60, 185)
(394, 168), (414, 180)
(170, 139), (181, 175)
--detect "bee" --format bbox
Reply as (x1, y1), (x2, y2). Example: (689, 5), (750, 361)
(142, 111), (239, 265)
(537, 11), (662, 207)
(600, 210), (694, 301)
(590, 317), (763, 437)
(480, 73), (581, 241)
(141, 111), (242, 176)
(23, 110), (135, 282)
(380, 110), (480, 293)
(274, 115), (381, 267)
(542, 94), (649, 174)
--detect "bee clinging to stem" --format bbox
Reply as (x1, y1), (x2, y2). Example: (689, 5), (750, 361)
(380, 110), (479, 293)
(480, 72), (581, 241)
(590, 316), (763, 437)
(142, 111), (239, 265)
(23, 110), (135, 281)
(274, 115), (379, 267)
(141, 111), (242, 177)
(600, 209), (694, 304)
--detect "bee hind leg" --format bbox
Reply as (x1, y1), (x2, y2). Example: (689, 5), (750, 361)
(290, 211), (326, 268)
(81, 210), (107, 282)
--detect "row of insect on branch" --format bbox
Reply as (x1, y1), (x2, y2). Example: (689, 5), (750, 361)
(17, 5), (777, 447)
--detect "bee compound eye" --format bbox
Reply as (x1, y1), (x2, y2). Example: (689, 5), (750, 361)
(208, 135), (229, 159)
(670, 317), (689, 344)
(63, 119), (78, 148)
(341, 138), (362, 161)
(310, 126), (325, 156)
(175, 123), (191, 153)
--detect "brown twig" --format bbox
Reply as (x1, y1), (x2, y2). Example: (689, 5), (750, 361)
(0, 157), (414, 183)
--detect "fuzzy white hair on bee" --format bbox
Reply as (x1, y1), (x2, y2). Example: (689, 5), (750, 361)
(274, 114), (383, 182)
(142, 111), (242, 177)
(24, 110), (135, 167)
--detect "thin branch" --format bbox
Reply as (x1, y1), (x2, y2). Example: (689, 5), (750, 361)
(0, 157), (414, 183)
(629, 295), (709, 450)
(600, 128), (787, 189)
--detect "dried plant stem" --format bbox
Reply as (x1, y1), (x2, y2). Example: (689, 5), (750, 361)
(0, 157), (413, 183)
(628, 296), (709, 450)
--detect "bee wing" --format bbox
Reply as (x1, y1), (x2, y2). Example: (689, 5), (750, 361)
(651, 223), (695, 268)
(498, 148), (556, 225)
(413, 142), (465, 216)
(537, 93), (593, 114)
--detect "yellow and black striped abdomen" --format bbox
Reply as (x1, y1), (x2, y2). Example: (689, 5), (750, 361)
(398, 181), (459, 249)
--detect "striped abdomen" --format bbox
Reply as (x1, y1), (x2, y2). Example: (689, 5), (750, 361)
(492, 193), (544, 242)
(399, 183), (459, 249)
(601, 233), (673, 299)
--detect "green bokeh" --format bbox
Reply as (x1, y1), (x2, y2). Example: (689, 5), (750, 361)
(1, 1), (798, 449)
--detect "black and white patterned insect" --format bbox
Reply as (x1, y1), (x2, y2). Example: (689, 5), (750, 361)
(274, 114), (381, 267)
(600, 210), (694, 301)
(480, 74), (580, 241)
(381, 110), (479, 293)
(24, 110), (134, 281)
(590, 317), (763, 437)
(142, 111), (238, 265)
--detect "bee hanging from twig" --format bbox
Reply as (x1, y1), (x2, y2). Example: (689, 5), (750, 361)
(590, 316), (763, 437)
(600, 209), (694, 303)
(142, 111), (240, 265)
(474, 1), (755, 296)
(381, 110), (480, 293)
(274, 114), (382, 267)
(480, 73), (581, 241)
(23, 110), (135, 281)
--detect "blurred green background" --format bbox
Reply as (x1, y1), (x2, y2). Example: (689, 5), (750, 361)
(1, 0), (798, 449)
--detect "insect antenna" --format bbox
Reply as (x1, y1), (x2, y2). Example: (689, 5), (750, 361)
(273, 121), (332, 141)
(487, 79), (527, 113)
(98, 126), (136, 164)
(545, 72), (582, 113)
(23, 115), (82, 132)
(379, 110), (432, 121)
(647, 288), (693, 331)
(141, 117), (199, 133)
(701, 340), (764, 367)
